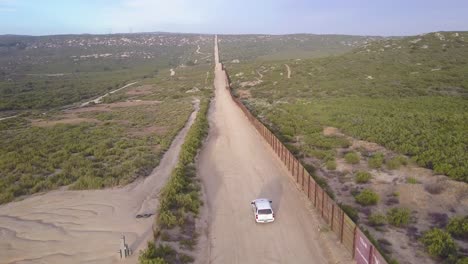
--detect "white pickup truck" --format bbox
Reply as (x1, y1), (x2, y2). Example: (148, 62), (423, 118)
(250, 198), (275, 223)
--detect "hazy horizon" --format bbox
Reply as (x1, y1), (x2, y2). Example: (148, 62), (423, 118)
(1, 0), (468, 37)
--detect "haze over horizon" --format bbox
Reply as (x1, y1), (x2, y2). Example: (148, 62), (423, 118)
(1, 0), (468, 36)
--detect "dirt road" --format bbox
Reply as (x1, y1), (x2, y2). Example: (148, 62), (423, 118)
(196, 36), (349, 264)
(285, 64), (291, 79)
(0, 101), (200, 264)
(0, 115), (18, 121)
(80, 82), (138, 107)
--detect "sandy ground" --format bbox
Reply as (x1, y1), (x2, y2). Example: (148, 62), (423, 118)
(0, 101), (200, 264)
(194, 36), (351, 264)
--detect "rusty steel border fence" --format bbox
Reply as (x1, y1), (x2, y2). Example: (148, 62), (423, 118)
(220, 63), (388, 264)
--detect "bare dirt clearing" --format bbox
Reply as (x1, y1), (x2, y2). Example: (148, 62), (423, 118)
(0, 102), (200, 264)
(126, 85), (155, 96)
(194, 36), (351, 264)
(31, 100), (162, 127)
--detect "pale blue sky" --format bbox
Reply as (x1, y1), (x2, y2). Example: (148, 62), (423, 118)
(1, 0), (468, 36)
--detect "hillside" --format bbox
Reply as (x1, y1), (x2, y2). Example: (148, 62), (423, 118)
(218, 34), (385, 62)
(0, 33), (214, 111)
(228, 31), (468, 182)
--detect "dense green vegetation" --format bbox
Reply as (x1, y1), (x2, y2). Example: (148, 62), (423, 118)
(229, 32), (468, 182)
(139, 98), (210, 264)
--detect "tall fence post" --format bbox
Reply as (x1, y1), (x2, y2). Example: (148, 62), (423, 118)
(340, 210), (345, 243)
(321, 190), (325, 217)
(291, 157), (296, 175)
(297, 160), (300, 182)
(352, 226), (357, 258)
(314, 182), (317, 207)
(306, 168), (310, 198)
(331, 204), (335, 231)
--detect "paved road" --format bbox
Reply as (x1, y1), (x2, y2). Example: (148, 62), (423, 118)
(197, 36), (349, 264)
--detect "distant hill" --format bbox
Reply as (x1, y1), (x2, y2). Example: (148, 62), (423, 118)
(218, 34), (386, 62)
(230, 31), (468, 99)
(0, 33), (214, 111)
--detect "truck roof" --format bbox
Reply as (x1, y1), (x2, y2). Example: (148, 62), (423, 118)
(254, 198), (272, 210)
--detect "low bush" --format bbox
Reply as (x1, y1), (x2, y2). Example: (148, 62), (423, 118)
(420, 228), (457, 258)
(325, 159), (337, 170)
(355, 189), (379, 206)
(368, 152), (385, 169)
(355, 171), (372, 184)
(424, 182), (445, 194)
(387, 207), (411, 227)
(369, 213), (387, 226)
(406, 177), (419, 184)
(386, 155), (407, 170)
(447, 216), (468, 239)
(340, 203), (359, 222)
(344, 151), (360, 164)
(139, 242), (174, 264)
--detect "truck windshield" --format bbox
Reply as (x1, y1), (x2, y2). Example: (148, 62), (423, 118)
(258, 209), (272, 215)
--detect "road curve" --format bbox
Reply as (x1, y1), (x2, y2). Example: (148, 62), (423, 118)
(196, 36), (348, 264)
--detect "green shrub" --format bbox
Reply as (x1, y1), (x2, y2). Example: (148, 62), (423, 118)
(421, 228), (457, 258)
(387, 207), (411, 227)
(369, 213), (387, 226)
(447, 216), (468, 239)
(138, 242), (174, 264)
(355, 171), (372, 184)
(355, 189), (379, 206)
(406, 177), (419, 184)
(344, 151), (360, 164)
(340, 203), (359, 222)
(456, 257), (468, 264)
(386, 156), (407, 170)
(159, 211), (178, 229)
(325, 159), (337, 170)
(368, 152), (385, 169)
